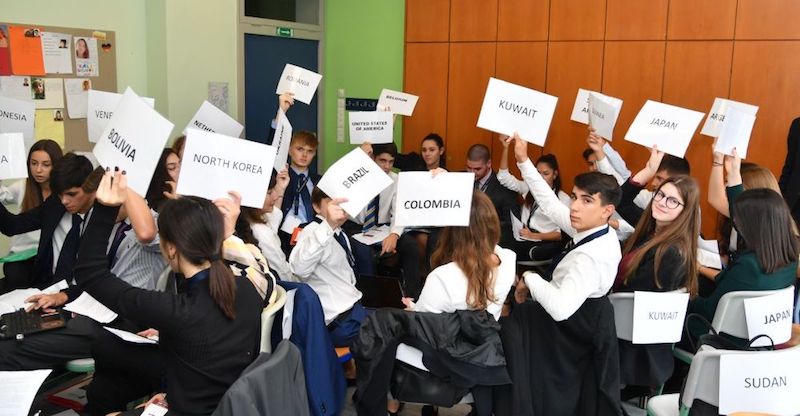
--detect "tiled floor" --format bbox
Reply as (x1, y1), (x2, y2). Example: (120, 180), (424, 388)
(340, 387), (473, 416)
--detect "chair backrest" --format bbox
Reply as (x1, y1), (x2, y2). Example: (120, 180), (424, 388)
(260, 285), (288, 353)
(712, 288), (789, 339)
(609, 288), (687, 342)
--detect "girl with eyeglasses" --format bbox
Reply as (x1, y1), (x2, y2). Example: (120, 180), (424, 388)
(612, 147), (700, 395)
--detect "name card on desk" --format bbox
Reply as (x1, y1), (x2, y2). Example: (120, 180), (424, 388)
(0, 133), (28, 180)
(317, 147), (393, 217)
(275, 63), (322, 105)
(177, 129), (277, 208)
(631, 291), (689, 344)
(394, 172), (474, 227)
(87, 89), (155, 143)
(349, 111), (394, 144)
(624, 100), (704, 158)
(92, 88), (173, 196)
(477, 77), (558, 146)
(184, 100), (244, 138)
(700, 97), (758, 138)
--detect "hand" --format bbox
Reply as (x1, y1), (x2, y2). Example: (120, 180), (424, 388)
(96, 168), (128, 207)
(498, 134), (510, 148)
(163, 180), (178, 200)
(645, 145), (665, 174)
(381, 233), (399, 255)
(275, 169), (290, 192)
(137, 328), (159, 339)
(324, 197), (349, 229)
(360, 142), (373, 158)
(430, 167), (448, 177)
(712, 139), (724, 165)
(278, 93), (295, 113)
(137, 393), (167, 409)
(608, 218), (620, 230)
(512, 133), (529, 163)
(723, 147), (741, 174)
(586, 128), (606, 153)
(25, 292), (68, 312)
(519, 228), (538, 239)
(514, 278), (529, 304)
(214, 191), (242, 239)
(401, 297), (415, 311)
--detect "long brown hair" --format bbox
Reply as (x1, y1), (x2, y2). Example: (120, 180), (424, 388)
(622, 176), (700, 296)
(430, 191), (500, 309)
(158, 196), (238, 319)
(732, 189), (800, 273)
(21, 139), (63, 212)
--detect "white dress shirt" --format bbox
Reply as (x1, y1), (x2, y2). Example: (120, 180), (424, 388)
(252, 209), (292, 281)
(289, 217), (362, 325)
(497, 168), (570, 233)
(413, 246), (516, 321)
(517, 159), (621, 321)
(349, 171), (404, 236)
(52, 208), (92, 275)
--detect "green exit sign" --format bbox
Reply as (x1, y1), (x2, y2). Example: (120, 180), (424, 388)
(276, 27), (293, 37)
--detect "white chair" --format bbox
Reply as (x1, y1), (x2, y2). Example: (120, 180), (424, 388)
(648, 344), (800, 416)
(673, 287), (792, 364)
(260, 285), (287, 353)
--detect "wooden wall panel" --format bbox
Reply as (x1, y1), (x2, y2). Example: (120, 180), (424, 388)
(667, 0), (736, 40)
(736, 0), (800, 40)
(450, 0), (498, 42)
(402, 43), (449, 154)
(601, 41), (666, 171)
(606, 0), (668, 40)
(550, 0), (606, 41)
(730, 41), (800, 175)
(446, 43), (496, 170)
(544, 42), (605, 192)
(663, 41), (734, 237)
(497, 0), (549, 41)
(405, 0), (450, 42)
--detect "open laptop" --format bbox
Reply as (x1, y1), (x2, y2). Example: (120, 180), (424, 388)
(356, 275), (406, 309)
(0, 309), (67, 340)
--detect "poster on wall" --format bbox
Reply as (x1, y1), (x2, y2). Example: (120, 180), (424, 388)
(41, 32), (73, 74)
(0, 25), (11, 75)
(74, 36), (99, 77)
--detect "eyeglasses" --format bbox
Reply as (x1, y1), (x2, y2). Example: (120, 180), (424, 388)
(653, 190), (684, 210)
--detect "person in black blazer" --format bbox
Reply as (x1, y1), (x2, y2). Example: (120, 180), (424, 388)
(779, 116), (800, 224)
(465, 144), (519, 246)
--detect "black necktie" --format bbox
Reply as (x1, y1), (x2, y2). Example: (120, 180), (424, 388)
(107, 222), (132, 267)
(333, 231), (355, 270)
(54, 214), (83, 282)
(294, 173), (311, 221)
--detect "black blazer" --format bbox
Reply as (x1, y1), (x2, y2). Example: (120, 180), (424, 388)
(779, 117), (800, 214)
(279, 168), (322, 229)
(616, 178), (646, 227)
(0, 194), (66, 288)
(483, 172), (519, 245)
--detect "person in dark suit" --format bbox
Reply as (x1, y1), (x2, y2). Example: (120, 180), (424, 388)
(465, 144), (519, 247)
(779, 116), (800, 224)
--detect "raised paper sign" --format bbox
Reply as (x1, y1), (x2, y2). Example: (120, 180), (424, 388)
(477, 77), (558, 146)
(88, 90), (155, 143)
(570, 88), (623, 125)
(317, 147), (393, 217)
(0, 133), (28, 180)
(272, 109), (292, 172)
(719, 350), (800, 415)
(349, 111), (394, 144)
(714, 105), (756, 158)
(624, 100), (705, 158)
(0, 96), (35, 148)
(177, 129), (277, 208)
(183, 100), (244, 138)
(275, 63), (322, 105)
(92, 88), (173, 196)
(377, 89), (418, 116)
(588, 92), (622, 140)
(631, 291), (689, 344)
(700, 98), (759, 138)
(744, 287), (794, 347)
(394, 171), (474, 227)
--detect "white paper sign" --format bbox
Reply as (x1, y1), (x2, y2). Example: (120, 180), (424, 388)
(570, 88), (623, 125)
(700, 98), (759, 137)
(87, 90), (155, 143)
(719, 350), (800, 415)
(348, 111), (394, 144)
(177, 130), (277, 208)
(0, 133), (29, 180)
(317, 147), (393, 217)
(183, 100), (244, 138)
(624, 100), (705, 158)
(743, 288), (794, 347)
(0, 76), (34, 101)
(275, 64), (322, 105)
(0, 96), (35, 148)
(714, 106), (756, 158)
(64, 292), (118, 323)
(631, 291), (689, 344)
(588, 92), (622, 140)
(394, 172), (474, 227)
(477, 77), (558, 146)
(64, 78), (91, 119)
(377, 89), (419, 116)
(92, 88), (173, 196)
(272, 109), (292, 172)
(41, 32), (73, 74)
(0, 369), (52, 416)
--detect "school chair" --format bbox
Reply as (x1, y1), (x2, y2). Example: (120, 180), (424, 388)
(673, 287), (794, 364)
(647, 345), (800, 416)
(260, 285), (288, 354)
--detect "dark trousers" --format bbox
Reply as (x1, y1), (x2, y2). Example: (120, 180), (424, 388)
(350, 234), (423, 299)
(328, 302), (368, 347)
(0, 314), (97, 370)
(0, 256), (36, 294)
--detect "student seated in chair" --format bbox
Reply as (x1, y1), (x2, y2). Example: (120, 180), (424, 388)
(289, 188), (365, 347)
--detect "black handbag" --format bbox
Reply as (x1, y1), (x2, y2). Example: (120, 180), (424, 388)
(683, 313), (775, 353)
(389, 360), (469, 408)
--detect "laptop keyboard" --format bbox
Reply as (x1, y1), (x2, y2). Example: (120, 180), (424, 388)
(0, 309), (45, 339)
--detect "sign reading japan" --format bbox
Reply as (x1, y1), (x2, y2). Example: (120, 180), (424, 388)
(275, 64), (322, 105)
(0, 133), (29, 180)
(92, 88), (174, 196)
(0, 96), (35, 148)
(317, 147), (393, 217)
(624, 100), (705, 158)
(177, 129), (277, 208)
(743, 287), (794, 347)
(88, 90), (155, 143)
(477, 77), (558, 146)
(394, 171), (474, 227)
(184, 100), (244, 138)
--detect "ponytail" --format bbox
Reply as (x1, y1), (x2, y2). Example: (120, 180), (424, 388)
(209, 254), (237, 320)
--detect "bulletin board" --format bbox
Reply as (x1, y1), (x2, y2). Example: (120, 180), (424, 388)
(0, 22), (117, 152)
